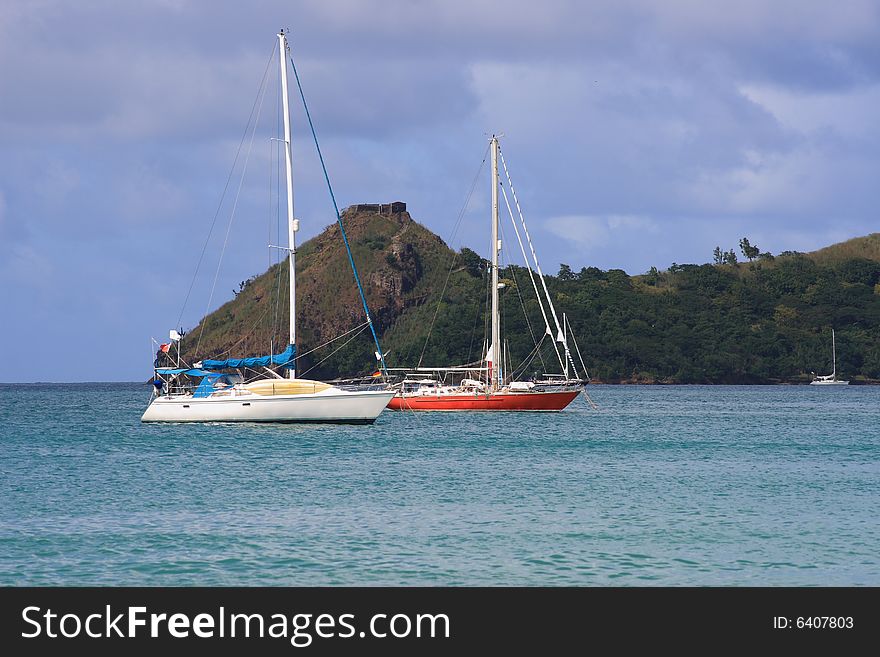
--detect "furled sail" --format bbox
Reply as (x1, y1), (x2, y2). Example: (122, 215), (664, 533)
(200, 344), (296, 370)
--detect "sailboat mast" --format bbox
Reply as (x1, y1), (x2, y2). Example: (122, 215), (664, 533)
(278, 31), (298, 379)
(490, 136), (501, 390)
(832, 328), (836, 377)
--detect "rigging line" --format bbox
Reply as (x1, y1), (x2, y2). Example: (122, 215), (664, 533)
(297, 324), (370, 379)
(148, 338), (158, 379)
(271, 261), (285, 351)
(175, 42), (278, 334)
(415, 144), (490, 369)
(404, 144), (488, 369)
(399, 397), (426, 426)
(498, 146), (579, 379)
(465, 289), (483, 365)
(207, 288), (279, 359)
(499, 182), (561, 372)
(482, 256), (491, 375)
(566, 314), (591, 381)
(293, 321), (371, 361)
(195, 55), (272, 358)
(267, 117), (273, 270)
(495, 222), (513, 364)
(397, 313), (419, 372)
(265, 105), (277, 352)
(582, 388), (600, 410)
(287, 50), (388, 375)
(497, 213), (546, 372)
(271, 71), (285, 352)
(507, 259), (546, 372)
(511, 334), (547, 381)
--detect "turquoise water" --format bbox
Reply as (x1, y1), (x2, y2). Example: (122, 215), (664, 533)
(1, 383), (878, 585)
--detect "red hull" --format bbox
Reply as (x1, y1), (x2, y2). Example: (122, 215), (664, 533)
(387, 389), (580, 411)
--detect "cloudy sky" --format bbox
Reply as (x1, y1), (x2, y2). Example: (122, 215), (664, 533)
(2, 0), (878, 382)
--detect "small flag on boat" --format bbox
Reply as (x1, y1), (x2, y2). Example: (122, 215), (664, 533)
(371, 370), (382, 378)
(159, 343), (171, 353)
(169, 329), (182, 342)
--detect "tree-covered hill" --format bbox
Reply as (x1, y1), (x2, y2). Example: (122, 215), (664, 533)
(177, 205), (880, 384)
(179, 203), (471, 379)
(556, 248), (880, 383)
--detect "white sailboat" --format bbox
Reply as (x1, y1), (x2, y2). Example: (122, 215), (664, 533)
(810, 328), (849, 386)
(142, 31), (394, 423)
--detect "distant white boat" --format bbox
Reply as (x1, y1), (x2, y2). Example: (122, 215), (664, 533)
(810, 328), (849, 386)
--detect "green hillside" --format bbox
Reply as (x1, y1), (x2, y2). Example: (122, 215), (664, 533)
(177, 205), (880, 383)
(180, 203), (486, 379)
(806, 233), (880, 265)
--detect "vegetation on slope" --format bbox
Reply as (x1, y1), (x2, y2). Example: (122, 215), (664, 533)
(179, 206), (880, 383)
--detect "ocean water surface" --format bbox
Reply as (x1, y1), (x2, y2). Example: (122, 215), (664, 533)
(1, 383), (877, 585)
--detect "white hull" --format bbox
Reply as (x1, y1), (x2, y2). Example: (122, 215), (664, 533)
(142, 33), (395, 426)
(809, 379), (849, 386)
(142, 388), (394, 424)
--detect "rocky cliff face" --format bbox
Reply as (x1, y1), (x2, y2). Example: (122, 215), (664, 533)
(179, 202), (467, 376)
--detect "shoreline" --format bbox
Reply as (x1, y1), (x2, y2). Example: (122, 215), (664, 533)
(2, 379), (879, 386)
(587, 379), (879, 385)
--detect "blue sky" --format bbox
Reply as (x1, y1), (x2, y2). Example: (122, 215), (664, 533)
(2, 1), (879, 382)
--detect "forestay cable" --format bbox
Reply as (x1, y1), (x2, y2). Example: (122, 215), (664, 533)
(499, 183), (564, 373)
(287, 47), (388, 375)
(498, 146), (580, 380)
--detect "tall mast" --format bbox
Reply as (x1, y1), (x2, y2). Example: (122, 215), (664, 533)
(278, 30), (298, 379)
(832, 328), (836, 377)
(490, 136), (501, 390)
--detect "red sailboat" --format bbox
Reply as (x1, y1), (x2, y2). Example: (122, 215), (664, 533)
(388, 136), (587, 412)
(387, 376), (581, 411)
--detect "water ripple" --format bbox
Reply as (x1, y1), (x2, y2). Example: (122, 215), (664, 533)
(0, 383), (878, 585)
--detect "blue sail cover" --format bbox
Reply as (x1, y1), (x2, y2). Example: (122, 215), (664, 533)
(201, 343), (296, 370)
(155, 368), (213, 377)
(194, 373), (230, 398)
(153, 369), (235, 398)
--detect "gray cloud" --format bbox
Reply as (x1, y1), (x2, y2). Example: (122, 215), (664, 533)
(1, 0), (879, 381)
